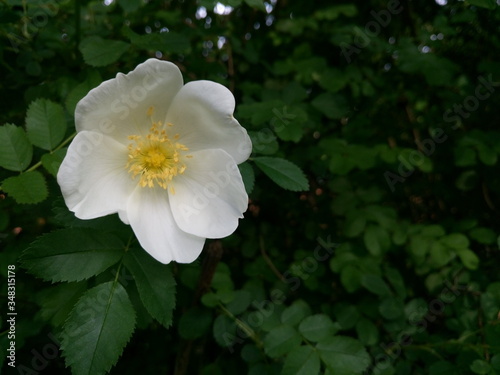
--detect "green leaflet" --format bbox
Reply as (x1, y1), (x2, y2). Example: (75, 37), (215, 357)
(25, 99), (67, 151)
(123, 247), (176, 328)
(21, 228), (125, 282)
(317, 336), (370, 374)
(0, 123), (32, 171)
(2, 171), (48, 204)
(79, 36), (130, 67)
(282, 346), (320, 375)
(61, 282), (136, 375)
(253, 157), (309, 191)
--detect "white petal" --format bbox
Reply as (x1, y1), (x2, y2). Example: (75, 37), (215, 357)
(127, 186), (206, 264)
(57, 131), (134, 219)
(75, 59), (184, 145)
(118, 210), (129, 224)
(166, 80), (252, 164)
(169, 149), (248, 239)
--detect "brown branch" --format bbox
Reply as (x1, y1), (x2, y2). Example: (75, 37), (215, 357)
(174, 241), (223, 375)
(193, 240), (223, 302)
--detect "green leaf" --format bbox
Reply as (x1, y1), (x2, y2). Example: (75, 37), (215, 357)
(317, 68), (349, 93)
(429, 241), (455, 268)
(281, 300), (312, 326)
(244, 0), (266, 11)
(41, 148), (67, 177)
(334, 304), (360, 330)
(441, 233), (470, 249)
(282, 345), (320, 375)
(21, 228), (124, 282)
(468, 0), (497, 9)
(409, 235), (430, 257)
(2, 171), (48, 204)
(340, 265), (362, 293)
(119, 0), (143, 12)
(420, 225), (446, 237)
(491, 354), (500, 370)
(253, 157), (309, 191)
(79, 36), (130, 67)
(469, 227), (496, 244)
(363, 225), (391, 256)
(25, 99), (67, 150)
(36, 282), (87, 327)
(455, 248), (480, 270)
(65, 71), (102, 114)
(249, 130), (279, 155)
(178, 307), (213, 339)
(429, 361), (457, 375)
(225, 289), (252, 315)
(0, 123), (33, 171)
(237, 101), (283, 126)
(273, 107), (307, 143)
(379, 297), (405, 320)
(127, 30), (190, 53)
(355, 318), (378, 346)
(213, 314), (237, 347)
(477, 144), (497, 165)
(298, 314), (338, 342)
(317, 336), (370, 375)
(361, 274), (391, 297)
(455, 147), (476, 167)
(344, 210), (366, 237)
(315, 4), (357, 19)
(241, 344), (264, 364)
(384, 267), (407, 299)
(470, 359), (492, 374)
(311, 93), (349, 119)
(238, 162), (255, 194)
(263, 325), (302, 358)
(61, 282), (136, 375)
(123, 247), (176, 327)
(201, 292), (220, 308)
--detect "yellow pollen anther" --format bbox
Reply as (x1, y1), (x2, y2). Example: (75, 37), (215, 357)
(126, 119), (189, 190)
(147, 106), (155, 117)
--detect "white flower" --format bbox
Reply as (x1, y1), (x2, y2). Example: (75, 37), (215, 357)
(57, 59), (252, 264)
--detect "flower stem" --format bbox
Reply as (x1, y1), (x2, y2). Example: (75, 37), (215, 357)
(218, 302), (264, 349)
(55, 132), (77, 151)
(24, 132), (76, 173)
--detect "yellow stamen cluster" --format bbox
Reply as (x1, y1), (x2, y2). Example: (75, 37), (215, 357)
(126, 111), (189, 191)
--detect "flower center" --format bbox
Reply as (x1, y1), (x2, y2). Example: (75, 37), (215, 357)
(126, 112), (189, 192)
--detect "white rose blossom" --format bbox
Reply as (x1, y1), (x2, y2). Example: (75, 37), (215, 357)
(57, 58), (252, 264)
